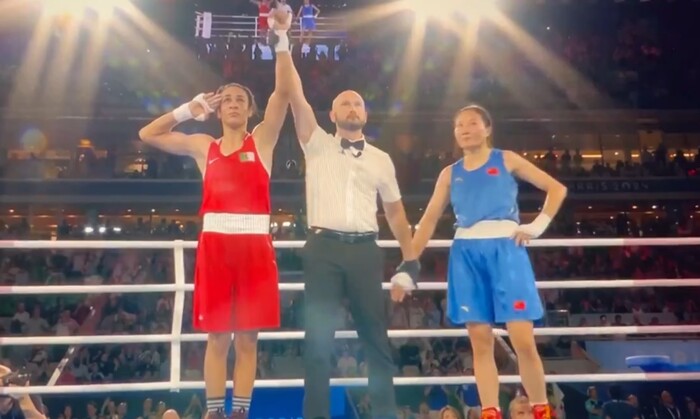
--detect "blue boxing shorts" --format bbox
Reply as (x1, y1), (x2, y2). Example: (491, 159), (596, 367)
(446, 221), (544, 325)
(301, 17), (316, 30)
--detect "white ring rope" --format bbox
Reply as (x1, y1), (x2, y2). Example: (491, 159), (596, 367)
(0, 325), (698, 346)
(2, 278), (700, 295)
(1, 237), (699, 249)
(3, 373), (700, 396)
(1, 237), (698, 395)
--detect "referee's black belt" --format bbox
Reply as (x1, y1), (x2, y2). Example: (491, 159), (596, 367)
(310, 227), (377, 244)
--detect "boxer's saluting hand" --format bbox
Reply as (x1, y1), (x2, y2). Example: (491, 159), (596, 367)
(390, 260), (420, 303)
(172, 93), (221, 124)
(189, 93), (221, 120)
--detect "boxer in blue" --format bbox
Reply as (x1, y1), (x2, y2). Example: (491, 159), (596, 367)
(391, 105), (567, 419)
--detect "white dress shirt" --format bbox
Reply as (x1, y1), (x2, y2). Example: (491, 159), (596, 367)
(301, 126), (401, 233)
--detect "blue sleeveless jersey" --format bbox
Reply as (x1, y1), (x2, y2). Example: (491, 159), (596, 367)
(302, 5), (314, 17)
(450, 148), (520, 228)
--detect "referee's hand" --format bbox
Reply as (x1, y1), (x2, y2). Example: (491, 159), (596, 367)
(390, 260), (420, 302)
(390, 283), (408, 302)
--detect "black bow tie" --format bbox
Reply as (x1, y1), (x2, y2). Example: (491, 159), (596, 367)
(341, 138), (365, 151)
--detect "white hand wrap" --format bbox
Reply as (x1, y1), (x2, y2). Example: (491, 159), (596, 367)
(267, 7), (291, 53)
(273, 30), (290, 53)
(172, 93), (214, 124)
(390, 272), (416, 292)
(516, 213), (552, 238)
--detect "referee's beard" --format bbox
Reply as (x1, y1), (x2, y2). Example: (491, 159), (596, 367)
(336, 119), (366, 132)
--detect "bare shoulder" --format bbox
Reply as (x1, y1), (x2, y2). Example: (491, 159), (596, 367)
(190, 133), (216, 142)
(502, 149), (522, 162)
(249, 127), (266, 147)
(437, 165), (452, 185)
(190, 133), (217, 143)
(501, 149), (526, 171)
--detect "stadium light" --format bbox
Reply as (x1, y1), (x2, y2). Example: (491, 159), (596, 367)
(41, 0), (124, 16)
(403, 0), (498, 20)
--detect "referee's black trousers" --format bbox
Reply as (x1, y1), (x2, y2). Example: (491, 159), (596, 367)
(301, 233), (397, 419)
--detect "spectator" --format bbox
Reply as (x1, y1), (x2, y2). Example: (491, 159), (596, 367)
(686, 397), (700, 419)
(510, 395), (534, 419)
(137, 398), (154, 419)
(68, 358), (89, 383)
(54, 310), (79, 336)
(417, 403), (430, 419)
(424, 376), (449, 418)
(11, 302), (29, 331)
(23, 306), (50, 336)
(627, 395), (646, 419)
(601, 385), (638, 419)
(407, 299), (426, 329)
(181, 395), (202, 419)
(438, 406), (460, 419)
(653, 391), (681, 419)
(86, 401), (98, 419)
(585, 386), (602, 419)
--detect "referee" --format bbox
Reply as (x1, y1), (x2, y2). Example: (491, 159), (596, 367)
(272, 29), (420, 419)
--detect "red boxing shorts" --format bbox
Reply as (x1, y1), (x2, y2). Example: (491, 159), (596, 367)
(192, 232), (280, 332)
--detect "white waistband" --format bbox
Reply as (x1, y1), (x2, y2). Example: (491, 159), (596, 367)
(202, 213), (270, 235)
(454, 220), (519, 240)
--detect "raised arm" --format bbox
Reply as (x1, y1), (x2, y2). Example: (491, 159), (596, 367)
(271, 28), (318, 145)
(251, 20), (292, 160)
(138, 94), (220, 165)
(412, 166), (451, 258)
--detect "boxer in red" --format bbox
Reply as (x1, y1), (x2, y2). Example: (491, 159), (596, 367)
(138, 12), (291, 419)
(250, 0), (271, 42)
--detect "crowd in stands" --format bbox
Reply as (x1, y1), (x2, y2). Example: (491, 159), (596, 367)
(1, 212), (699, 417)
(2, 3), (700, 182)
(583, 386), (700, 419)
(0, 136), (698, 182)
(0, 2), (700, 114)
(391, 144), (700, 194)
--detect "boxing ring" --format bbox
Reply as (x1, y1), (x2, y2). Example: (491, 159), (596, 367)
(1, 237), (700, 396)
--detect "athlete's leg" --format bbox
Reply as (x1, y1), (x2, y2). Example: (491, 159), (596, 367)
(204, 333), (231, 416)
(506, 321), (547, 406)
(229, 236), (280, 417)
(491, 239), (548, 418)
(467, 323), (501, 412)
(231, 331), (259, 415)
(194, 234), (235, 418)
(447, 239), (501, 417)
